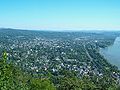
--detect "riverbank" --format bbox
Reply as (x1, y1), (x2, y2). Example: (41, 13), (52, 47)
(99, 37), (120, 69)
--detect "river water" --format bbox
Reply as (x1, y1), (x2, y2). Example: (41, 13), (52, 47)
(100, 37), (120, 69)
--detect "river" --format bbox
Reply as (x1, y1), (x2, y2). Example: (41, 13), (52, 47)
(100, 37), (120, 69)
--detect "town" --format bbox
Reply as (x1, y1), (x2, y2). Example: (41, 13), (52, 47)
(0, 29), (120, 80)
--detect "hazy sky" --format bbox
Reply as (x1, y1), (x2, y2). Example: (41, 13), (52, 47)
(0, 0), (120, 30)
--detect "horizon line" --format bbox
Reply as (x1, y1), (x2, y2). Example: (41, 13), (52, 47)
(0, 27), (120, 32)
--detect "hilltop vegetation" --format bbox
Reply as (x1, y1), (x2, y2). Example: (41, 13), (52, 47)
(0, 52), (56, 90)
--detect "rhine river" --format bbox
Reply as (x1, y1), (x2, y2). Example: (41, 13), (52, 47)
(100, 37), (120, 69)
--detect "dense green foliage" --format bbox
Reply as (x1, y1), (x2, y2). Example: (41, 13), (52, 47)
(51, 73), (120, 90)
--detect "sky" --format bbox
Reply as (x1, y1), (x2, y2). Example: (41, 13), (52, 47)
(0, 0), (120, 31)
